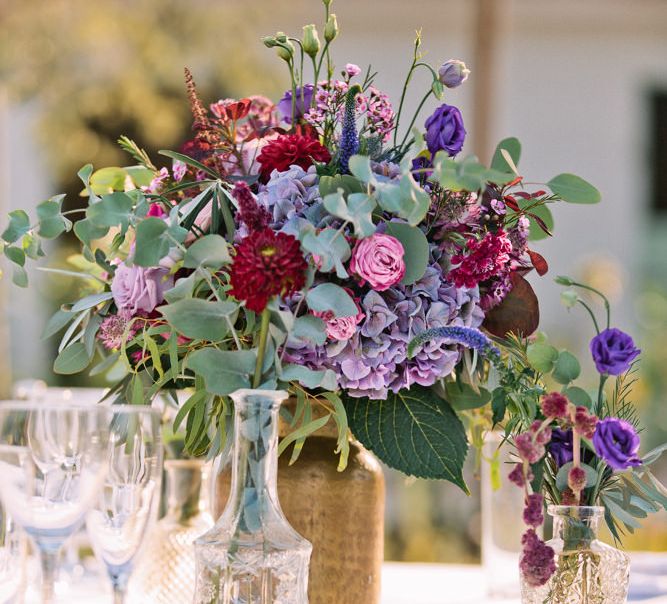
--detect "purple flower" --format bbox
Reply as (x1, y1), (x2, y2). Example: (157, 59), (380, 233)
(523, 493), (544, 528)
(590, 327), (640, 375)
(277, 84), (315, 123)
(339, 85), (361, 173)
(437, 59), (470, 88)
(424, 103), (466, 157)
(548, 428), (574, 467)
(111, 262), (173, 316)
(593, 418), (642, 470)
(520, 529), (556, 587)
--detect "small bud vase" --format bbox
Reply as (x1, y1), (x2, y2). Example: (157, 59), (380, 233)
(520, 505), (630, 604)
(194, 389), (312, 604)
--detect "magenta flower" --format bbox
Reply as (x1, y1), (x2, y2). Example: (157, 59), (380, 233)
(350, 233), (406, 291)
(345, 63), (361, 77)
(448, 230), (512, 289)
(540, 392), (570, 419)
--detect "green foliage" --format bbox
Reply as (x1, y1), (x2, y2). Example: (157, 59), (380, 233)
(552, 351), (581, 384)
(343, 385), (469, 488)
(445, 381), (492, 411)
(183, 235), (231, 269)
(160, 299), (238, 341)
(385, 222), (429, 285)
(306, 283), (358, 317)
(547, 173), (601, 204)
(432, 154), (515, 191)
(490, 137), (521, 173)
(322, 191), (376, 238)
(86, 192), (134, 231)
(187, 349), (256, 395)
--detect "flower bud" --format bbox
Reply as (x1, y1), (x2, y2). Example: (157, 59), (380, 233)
(438, 59), (470, 88)
(567, 466), (587, 493)
(261, 36), (277, 48)
(276, 40), (295, 62)
(275, 31), (288, 44)
(324, 13), (339, 42)
(302, 24), (321, 58)
(560, 289), (578, 308)
(322, 0), (332, 6)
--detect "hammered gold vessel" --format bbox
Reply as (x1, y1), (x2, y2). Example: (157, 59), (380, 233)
(131, 459), (214, 603)
(214, 416), (386, 604)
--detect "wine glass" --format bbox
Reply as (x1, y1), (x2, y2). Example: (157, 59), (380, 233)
(85, 406), (162, 604)
(0, 402), (110, 604)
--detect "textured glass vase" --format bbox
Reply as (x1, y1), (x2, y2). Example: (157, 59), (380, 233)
(194, 389), (312, 604)
(520, 506), (630, 604)
(130, 459), (214, 603)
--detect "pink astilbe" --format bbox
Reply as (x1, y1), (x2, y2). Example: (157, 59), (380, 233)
(448, 230), (513, 289)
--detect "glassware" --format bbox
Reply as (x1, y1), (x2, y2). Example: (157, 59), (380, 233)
(131, 459), (214, 603)
(85, 406), (162, 604)
(194, 389), (312, 604)
(0, 445), (28, 603)
(520, 505), (630, 604)
(481, 431), (524, 598)
(0, 401), (109, 604)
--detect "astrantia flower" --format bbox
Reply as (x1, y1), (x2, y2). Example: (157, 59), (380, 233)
(232, 181), (271, 233)
(448, 230), (513, 289)
(229, 228), (307, 313)
(256, 134), (331, 183)
(520, 529), (556, 587)
(98, 314), (137, 350)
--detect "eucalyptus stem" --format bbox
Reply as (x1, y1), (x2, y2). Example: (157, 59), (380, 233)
(253, 308), (271, 388)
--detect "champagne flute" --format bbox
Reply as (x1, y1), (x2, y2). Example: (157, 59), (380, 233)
(0, 402), (110, 604)
(86, 406), (162, 604)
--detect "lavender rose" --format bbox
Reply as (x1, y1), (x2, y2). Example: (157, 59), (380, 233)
(278, 84), (314, 123)
(593, 418), (642, 470)
(111, 262), (173, 316)
(349, 233), (405, 291)
(590, 328), (640, 375)
(424, 103), (466, 157)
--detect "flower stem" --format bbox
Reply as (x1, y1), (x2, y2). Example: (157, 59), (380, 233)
(253, 308), (271, 388)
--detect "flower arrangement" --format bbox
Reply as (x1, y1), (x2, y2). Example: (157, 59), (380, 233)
(500, 277), (667, 600)
(0, 1), (616, 494)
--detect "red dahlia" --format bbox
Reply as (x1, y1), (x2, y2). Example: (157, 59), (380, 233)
(229, 228), (307, 313)
(256, 134), (331, 182)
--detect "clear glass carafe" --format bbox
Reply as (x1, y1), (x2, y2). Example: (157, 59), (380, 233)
(130, 459), (214, 603)
(521, 506), (630, 604)
(193, 389), (311, 604)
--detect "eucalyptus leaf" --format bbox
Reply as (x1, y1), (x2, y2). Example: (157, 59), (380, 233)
(183, 234), (231, 269)
(133, 218), (169, 266)
(54, 342), (92, 375)
(187, 348), (256, 395)
(547, 173), (601, 204)
(280, 365), (337, 390)
(86, 192), (134, 230)
(490, 137), (521, 173)
(385, 222), (429, 285)
(563, 386), (592, 409)
(160, 298), (237, 341)
(444, 381), (492, 411)
(552, 351), (581, 384)
(1, 210), (30, 244)
(526, 342), (559, 373)
(306, 283), (357, 317)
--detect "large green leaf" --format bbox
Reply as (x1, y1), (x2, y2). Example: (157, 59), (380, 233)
(385, 222), (429, 285)
(306, 283), (358, 317)
(183, 234), (231, 269)
(1, 210), (30, 244)
(160, 298), (238, 341)
(547, 173), (601, 204)
(133, 218), (169, 266)
(53, 342), (92, 375)
(444, 381), (491, 411)
(343, 385), (469, 488)
(86, 192), (134, 230)
(490, 137), (521, 173)
(36, 198), (70, 239)
(187, 348), (255, 395)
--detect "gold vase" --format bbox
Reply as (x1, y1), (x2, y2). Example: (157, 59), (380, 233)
(131, 459), (214, 603)
(214, 419), (386, 604)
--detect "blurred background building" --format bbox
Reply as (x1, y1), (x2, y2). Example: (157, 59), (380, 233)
(1, 0), (666, 562)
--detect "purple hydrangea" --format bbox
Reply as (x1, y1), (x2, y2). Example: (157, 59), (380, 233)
(285, 255), (483, 400)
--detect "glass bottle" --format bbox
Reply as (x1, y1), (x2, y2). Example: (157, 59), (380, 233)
(131, 459), (214, 603)
(521, 505), (630, 604)
(194, 389), (311, 604)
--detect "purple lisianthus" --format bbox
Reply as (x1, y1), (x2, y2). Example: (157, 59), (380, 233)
(278, 84), (315, 123)
(424, 103), (466, 157)
(593, 418), (642, 470)
(111, 262), (173, 316)
(590, 327), (640, 375)
(548, 428), (574, 467)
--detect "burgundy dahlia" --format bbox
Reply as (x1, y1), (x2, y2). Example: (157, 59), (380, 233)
(229, 228), (307, 313)
(256, 134), (331, 182)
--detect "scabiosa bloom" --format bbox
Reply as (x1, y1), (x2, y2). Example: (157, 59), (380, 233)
(448, 230), (513, 289)
(590, 328), (641, 376)
(229, 228), (308, 313)
(98, 314), (137, 350)
(232, 181), (271, 233)
(523, 493), (544, 528)
(541, 392), (571, 419)
(593, 418), (642, 470)
(520, 529), (556, 587)
(256, 133), (331, 183)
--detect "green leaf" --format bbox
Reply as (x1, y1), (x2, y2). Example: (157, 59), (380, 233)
(306, 283), (357, 317)
(526, 342), (559, 373)
(300, 227), (351, 278)
(4, 246), (25, 267)
(86, 192), (134, 230)
(343, 385), (469, 488)
(318, 174), (365, 198)
(602, 494), (641, 529)
(70, 292), (113, 313)
(163, 273), (198, 304)
(88, 167), (128, 194)
(42, 309), (74, 339)
(552, 351), (581, 384)
(444, 381), (492, 411)
(160, 298), (238, 341)
(187, 348), (256, 395)
(547, 173), (601, 204)
(173, 389), (207, 432)
(125, 166), (156, 188)
(183, 234), (231, 269)
(53, 342), (92, 374)
(133, 217), (170, 266)
(563, 386), (592, 409)
(158, 150), (220, 179)
(292, 315), (327, 346)
(73, 219), (109, 248)
(280, 365), (337, 390)
(1, 210), (30, 244)
(385, 222), (429, 285)
(490, 137), (521, 173)
(36, 198), (70, 239)
(526, 204), (554, 241)
(278, 414), (332, 457)
(642, 443), (667, 466)
(347, 155), (373, 182)
(77, 164), (95, 198)
(323, 391), (350, 471)
(323, 191), (376, 238)
(12, 265), (28, 288)
(491, 388), (507, 424)
(555, 462), (598, 491)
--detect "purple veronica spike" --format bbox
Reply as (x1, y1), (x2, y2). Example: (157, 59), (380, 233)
(339, 85), (361, 173)
(407, 326), (499, 360)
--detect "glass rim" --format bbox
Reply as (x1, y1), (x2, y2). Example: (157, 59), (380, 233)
(548, 504), (605, 517)
(0, 400), (162, 418)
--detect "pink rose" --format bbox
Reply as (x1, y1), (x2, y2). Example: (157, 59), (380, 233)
(111, 262), (173, 316)
(314, 307), (364, 341)
(349, 233), (405, 291)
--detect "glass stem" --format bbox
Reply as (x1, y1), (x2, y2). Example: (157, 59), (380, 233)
(112, 576), (129, 604)
(39, 548), (60, 604)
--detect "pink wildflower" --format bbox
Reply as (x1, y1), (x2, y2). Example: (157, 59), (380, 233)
(448, 230), (513, 289)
